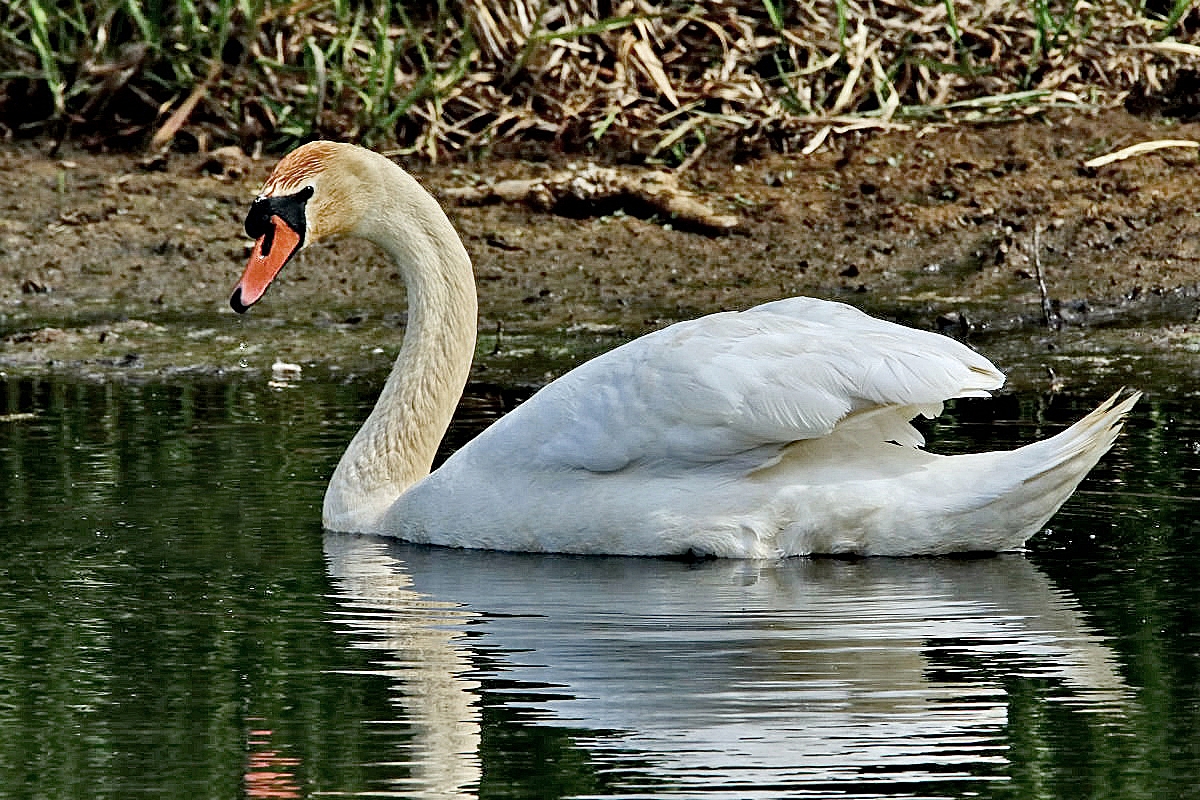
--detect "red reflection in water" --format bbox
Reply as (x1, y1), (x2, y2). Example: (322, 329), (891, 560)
(244, 720), (302, 799)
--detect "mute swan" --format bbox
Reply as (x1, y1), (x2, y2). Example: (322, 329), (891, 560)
(231, 141), (1137, 558)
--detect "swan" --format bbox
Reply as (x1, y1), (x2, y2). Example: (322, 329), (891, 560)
(230, 141), (1138, 558)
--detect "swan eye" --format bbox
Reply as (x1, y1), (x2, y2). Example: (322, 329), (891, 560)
(245, 198), (274, 240)
(243, 186), (315, 241)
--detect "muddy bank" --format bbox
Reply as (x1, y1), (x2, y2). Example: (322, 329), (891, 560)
(2, 109), (1199, 389)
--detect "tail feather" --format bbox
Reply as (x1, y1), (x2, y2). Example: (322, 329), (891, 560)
(1020, 390), (1139, 485)
(953, 389), (1140, 551)
(775, 390), (1140, 556)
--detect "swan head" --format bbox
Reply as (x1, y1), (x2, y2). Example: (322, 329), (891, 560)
(231, 141), (373, 313)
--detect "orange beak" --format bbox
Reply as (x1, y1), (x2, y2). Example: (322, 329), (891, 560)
(230, 215), (303, 313)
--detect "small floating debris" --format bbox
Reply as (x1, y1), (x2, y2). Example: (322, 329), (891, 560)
(268, 359), (303, 388)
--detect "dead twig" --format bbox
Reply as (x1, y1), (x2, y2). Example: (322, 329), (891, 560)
(1033, 225), (1061, 330)
(149, 60), (222, 153)
(443, 165), (743, 234)
(1083, 139), (1200, 168)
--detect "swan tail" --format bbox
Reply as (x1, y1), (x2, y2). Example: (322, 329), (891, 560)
(1015, 389), (1139, 491)
(934, 389), (1140, 553)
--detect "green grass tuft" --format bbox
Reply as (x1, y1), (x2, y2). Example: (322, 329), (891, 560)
(0, 1), (1196, 161)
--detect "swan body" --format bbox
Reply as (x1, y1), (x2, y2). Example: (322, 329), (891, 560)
(231, 141), (1138, 558)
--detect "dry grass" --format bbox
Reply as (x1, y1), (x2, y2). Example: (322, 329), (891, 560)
(3, 0), (1198, 161)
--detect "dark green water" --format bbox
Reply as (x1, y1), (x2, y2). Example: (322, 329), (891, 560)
(1, 373), (1198, 799)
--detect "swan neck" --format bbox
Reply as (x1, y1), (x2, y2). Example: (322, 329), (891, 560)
(324, 166), (477, 530)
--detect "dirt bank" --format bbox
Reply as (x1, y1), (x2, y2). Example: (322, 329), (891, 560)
(2, 109), (1199, 387)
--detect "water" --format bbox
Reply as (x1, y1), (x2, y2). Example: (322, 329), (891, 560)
(1, 373), (1198, 799)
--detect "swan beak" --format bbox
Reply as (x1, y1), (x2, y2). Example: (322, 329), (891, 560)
(230, 215), (302, 313)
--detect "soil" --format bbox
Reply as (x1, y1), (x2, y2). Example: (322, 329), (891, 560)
(3, 109), (1200, 390)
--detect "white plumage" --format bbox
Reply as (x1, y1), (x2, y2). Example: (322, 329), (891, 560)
(232, 141), (1138, 558)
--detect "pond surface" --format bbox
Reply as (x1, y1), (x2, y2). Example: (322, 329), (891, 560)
(1, 366), (1198, 799)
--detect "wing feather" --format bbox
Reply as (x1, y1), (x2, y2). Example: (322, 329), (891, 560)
(466, 298), (1004, 473)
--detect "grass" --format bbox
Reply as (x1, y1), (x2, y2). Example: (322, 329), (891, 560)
(0, 0), (1197, 162)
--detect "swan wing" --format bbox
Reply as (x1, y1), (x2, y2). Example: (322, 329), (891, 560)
(481, 298), (1004, 473)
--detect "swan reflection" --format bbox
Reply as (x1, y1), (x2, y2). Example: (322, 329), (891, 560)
(324, 537), (483, 798)
(323, 534), (1127, 797)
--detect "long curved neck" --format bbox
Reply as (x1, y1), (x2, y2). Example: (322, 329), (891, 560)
(323, 165), (477, 531)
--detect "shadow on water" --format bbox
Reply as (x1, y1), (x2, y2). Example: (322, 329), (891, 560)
(0, 367), (1198, 799)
